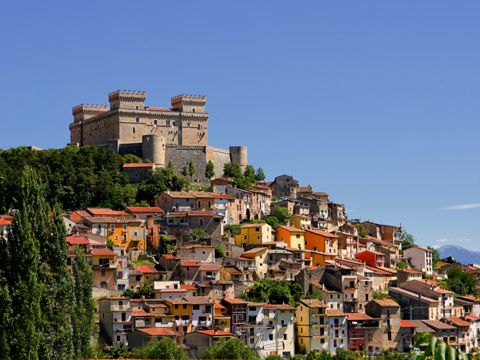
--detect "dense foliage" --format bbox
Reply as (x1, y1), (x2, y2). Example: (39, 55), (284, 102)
(243, 279), (303, 306)
(205, 338), (259, 360)
(445, 266), (477, 296)
(265, 206), (292, 229)
(0, 146), (187, 212)
(0, 167), (94, 360)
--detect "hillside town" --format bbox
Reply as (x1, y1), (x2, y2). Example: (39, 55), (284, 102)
(1, 90), (479, 359)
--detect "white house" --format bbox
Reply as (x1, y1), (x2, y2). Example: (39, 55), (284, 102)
(404, 245), (433, 275)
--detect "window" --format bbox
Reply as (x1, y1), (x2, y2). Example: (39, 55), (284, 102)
(284, 334), (287, 340)
(269, 334), (274, 341)
(154, 120), (158, 125)
(110, 224), (115, 232)
(135, 116), (139, 122)
(183, 305), (187, 309)
(122, 224), (127, 231)
(133, 127), (136, 134)
(175, 305), (179, 309)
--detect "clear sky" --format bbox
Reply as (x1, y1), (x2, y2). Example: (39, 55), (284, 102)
(1, 1), (480, 249)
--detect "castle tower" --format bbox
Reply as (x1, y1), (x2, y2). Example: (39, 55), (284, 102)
(229, 146), (248, 171)
(171, 94), (206, 113)
(108, 90), (146, 110)
(142, 135), (166, 167)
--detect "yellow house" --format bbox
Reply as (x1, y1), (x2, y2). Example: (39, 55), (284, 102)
(304, 228), (339, 266)
(240, 247), (269, 279)
(276, 226), (305, 250)
(84, 216), (146, 251)
(234, 223), (273, 246)
(296, 299), (328, 353)
(291, 214), (311, 230)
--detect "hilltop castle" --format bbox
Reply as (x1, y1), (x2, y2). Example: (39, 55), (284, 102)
(69, 90), (247, 182)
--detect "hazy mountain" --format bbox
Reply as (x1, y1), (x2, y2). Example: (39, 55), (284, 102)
(438, 245), (480, 265)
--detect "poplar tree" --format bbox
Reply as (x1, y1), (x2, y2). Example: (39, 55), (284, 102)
(0, 233), (11, 358)
(5, 167), (42, 360)
(38, 207), (74, 360)
(72, 248), (95, 359)
(205, 160), (215, 179)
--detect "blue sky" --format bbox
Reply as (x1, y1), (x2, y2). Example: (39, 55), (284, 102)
(1, 1), (480, 249)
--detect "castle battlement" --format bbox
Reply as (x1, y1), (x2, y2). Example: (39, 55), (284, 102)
(69, 89), (246, 183)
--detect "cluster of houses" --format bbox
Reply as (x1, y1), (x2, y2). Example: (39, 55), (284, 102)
(1, 173), (480, 358)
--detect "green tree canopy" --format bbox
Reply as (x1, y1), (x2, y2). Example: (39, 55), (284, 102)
(205, 338), (259, 360)
(205, 160), (215, 179)
(401, 231), (416, 250)
(445, 266), (477, 295)
(244, 279), (303, 306)
(255, 167), (266, 182)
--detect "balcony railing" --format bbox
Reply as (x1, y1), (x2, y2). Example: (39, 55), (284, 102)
(111, 305), (131, 311)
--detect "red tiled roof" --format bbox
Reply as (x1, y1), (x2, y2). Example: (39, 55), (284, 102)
(422, 320), (456, 330)
(137, 265), (158, 274)
(434, 288), (453, 295)
(180, 284), (197, 291)
(126, 206), (164, 214)
(223, 298), (246, 305)
(400, 320), (416, 328)
(90, 248), (116, 257)
(277, 225), (305, 233)
(132, 309), (152, 317)
(306, 228), (338, 238)
(198, 263), (222, 271)
(162, 254), (177, 260)
(180, 260), (200, 267)
(446, 317), (471, 327)
(196, 330), (233, 336)
(347, 313), (375, 321)
(123, 163), (155, 168)
(0, 219), (12, 226)
(401, 268), (421, 274)
(66, 235), (91, 245)
(373, 299), (400, 307)
(138, 328), (179, 336)
(465, 315), (480, 321)
(263, 304), (295, 310)
(87, 208), (129, 216)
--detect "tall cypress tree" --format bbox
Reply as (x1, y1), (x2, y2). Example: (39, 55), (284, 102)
(72, 248), (94, 359)
(5, 167), (42, 360)
(0, 232), (11, 359)
(38, 207), (74, 360)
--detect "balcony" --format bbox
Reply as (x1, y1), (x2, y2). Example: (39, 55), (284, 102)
(312, 322), (327, 328)
(111, 305), (131, 311)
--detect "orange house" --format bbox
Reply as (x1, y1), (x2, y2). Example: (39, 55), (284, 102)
(304, 228), (338, 266)
(276, 226), (305, 250)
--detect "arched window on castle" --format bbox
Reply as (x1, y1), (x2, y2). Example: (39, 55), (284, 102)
(133, 127), (136, 134)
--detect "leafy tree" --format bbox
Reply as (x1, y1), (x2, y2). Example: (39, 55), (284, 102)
(396, 260), (408, 269)
(244, 279), (303, 306)
(401, 231), (416, 250)
(445, 266), (477, 295)
(265, 206), (291, 228)
(108, 342), (131, 359)
(181, 166), (188, 177)
(140, 338), (190, 359)
(159, 235), (177, 254)
(183, 228), (209, 243)
(72, 248), (95, 359)
(224, 224), (241, 237)
(244, 165), (256, 183)
(214, 245), (225, 258)
(306, 350), (333, 360)
(373, 291), (389, 300)
(431, 247), (440, 267)
(188, 161), (195, 179)
(223, 163), (243, 179)
(205, 160), (215, 179)
(354, 224), (368, 238)
(255, 167), (266, 182)
(122, 153), (143, 164)
(205, 338), (259, 360)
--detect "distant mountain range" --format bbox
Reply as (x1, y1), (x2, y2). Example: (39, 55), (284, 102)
(438, 245), (480, 265)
